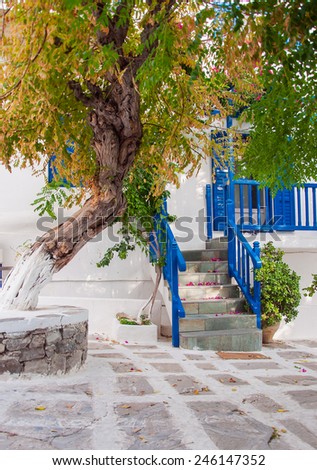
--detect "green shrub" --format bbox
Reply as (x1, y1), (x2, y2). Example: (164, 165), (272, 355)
(256, 242), (301, 328)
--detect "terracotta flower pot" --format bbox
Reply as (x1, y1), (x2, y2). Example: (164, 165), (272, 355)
(262, 322), (280, 344)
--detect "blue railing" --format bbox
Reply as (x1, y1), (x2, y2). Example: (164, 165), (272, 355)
(227, 199), (262, 327)
(293, 184), (317, 230)
(232, 180), (317, 231)
(153, 203), (186, 347)
(205, 179), (317, 327)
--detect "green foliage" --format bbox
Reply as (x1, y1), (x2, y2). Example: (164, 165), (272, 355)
(0, 0), (261, 205)
(256, 242), (301, 328)
(31, 179), (82, 219)
(303, 274), (317, 298)
(119, 317), (151, 326)
(97, 166), (168, 268)
(231, 0), (317, 190)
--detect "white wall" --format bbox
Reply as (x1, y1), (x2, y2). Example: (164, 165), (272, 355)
(168, 156), (212, 251)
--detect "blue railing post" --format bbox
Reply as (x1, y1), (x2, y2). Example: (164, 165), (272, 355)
(253, 241), (262, 329)
(227, 199), (235, 278)
(205, 184), (213, 240)
(153, 202), (186, 348)
(171, 241), (180, 347)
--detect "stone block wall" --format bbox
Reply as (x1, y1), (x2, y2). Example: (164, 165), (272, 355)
(0, 321), (88, 375)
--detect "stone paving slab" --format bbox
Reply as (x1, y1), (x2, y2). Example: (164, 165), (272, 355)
(132, 352), (173, 359)
(286, 390), (317, 408)
(165, 374), (213, 395)
(116, 376), (155, 396)
(0, 338), (317, 450)
(194, 362), (217, 370)
(189, 400), (275, 450)
(242, 394), (282, 413)
(211, 374), (249, 386)
(115, 402), (185, 450)
(280, 419), (317, 449)
(232, 361), (281, 370)
(256, 374), (316, 386)
(277, 350), (317, 359)
(149, 362), (184, 373)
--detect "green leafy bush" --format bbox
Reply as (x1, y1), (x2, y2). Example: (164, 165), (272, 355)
(256, 242), (301, 328)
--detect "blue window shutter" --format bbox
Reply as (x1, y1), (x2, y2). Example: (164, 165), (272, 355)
(273, 189), (295, 230)
(213, 168), (228, 231)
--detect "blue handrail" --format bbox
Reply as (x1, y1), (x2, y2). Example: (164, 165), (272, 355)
(227, 199), (262, 328)
(153, 203), (186, 347)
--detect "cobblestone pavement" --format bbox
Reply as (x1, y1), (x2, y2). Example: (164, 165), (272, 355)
(0, 336), (317, 450)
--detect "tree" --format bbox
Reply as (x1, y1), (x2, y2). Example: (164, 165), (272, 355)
(0, 1), (260, 310)
(227, 0), (317, 190)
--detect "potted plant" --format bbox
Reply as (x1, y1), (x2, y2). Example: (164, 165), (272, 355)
(255, 242), (301, 343)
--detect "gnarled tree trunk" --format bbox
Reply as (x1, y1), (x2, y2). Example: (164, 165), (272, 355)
(0, 0), (178, 311)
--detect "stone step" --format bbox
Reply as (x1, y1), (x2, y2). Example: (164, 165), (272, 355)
(185, 260), (228, 274)
(179, 284), (240, 301)
(206, 237), (228, 250)
(178, 272), (230, 286)
(179, 328), (262, 351)
(179, 313), (257, 333)
(183, 297), (246, 315)
(183, 249), (228, 262)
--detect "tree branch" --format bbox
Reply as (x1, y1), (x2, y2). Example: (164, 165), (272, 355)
(95, 0), (135, 66)
(68, 80), (96, 107)
(0, 24), (48, 101)
(0, 6), (12, 40)
(132, 0), (178, 74)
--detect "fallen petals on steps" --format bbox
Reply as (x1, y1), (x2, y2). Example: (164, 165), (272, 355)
(185, 281), (219, 286)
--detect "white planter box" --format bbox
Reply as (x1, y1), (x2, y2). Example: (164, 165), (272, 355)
(112, 318), (158, 344)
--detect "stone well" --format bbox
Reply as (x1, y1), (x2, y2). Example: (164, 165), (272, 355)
(0, 305), (88, 375)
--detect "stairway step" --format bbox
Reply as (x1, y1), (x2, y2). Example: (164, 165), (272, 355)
(179, 284), (240, 301)
(179, 313), (257, 333)
(183, 249), (228, 262)
(180, 328), (262, 351)
(186, 260), (228, 274)
(183, 298), (246, 315)
(206, 237), (228, 250)
(178, 272), (230, 286)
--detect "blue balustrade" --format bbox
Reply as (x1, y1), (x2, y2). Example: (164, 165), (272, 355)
(226, 180), (317, 232)
(227, 199), (262, 328)
(205, 179), (317, 329)
(153, 204), (186, 347)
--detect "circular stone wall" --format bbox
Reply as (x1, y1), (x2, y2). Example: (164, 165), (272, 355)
(0, 305), (88, 375)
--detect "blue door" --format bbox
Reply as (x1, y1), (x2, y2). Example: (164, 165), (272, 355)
(211, 131), (229, 232)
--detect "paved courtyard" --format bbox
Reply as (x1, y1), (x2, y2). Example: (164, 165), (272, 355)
(0, 336), (317, 450)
